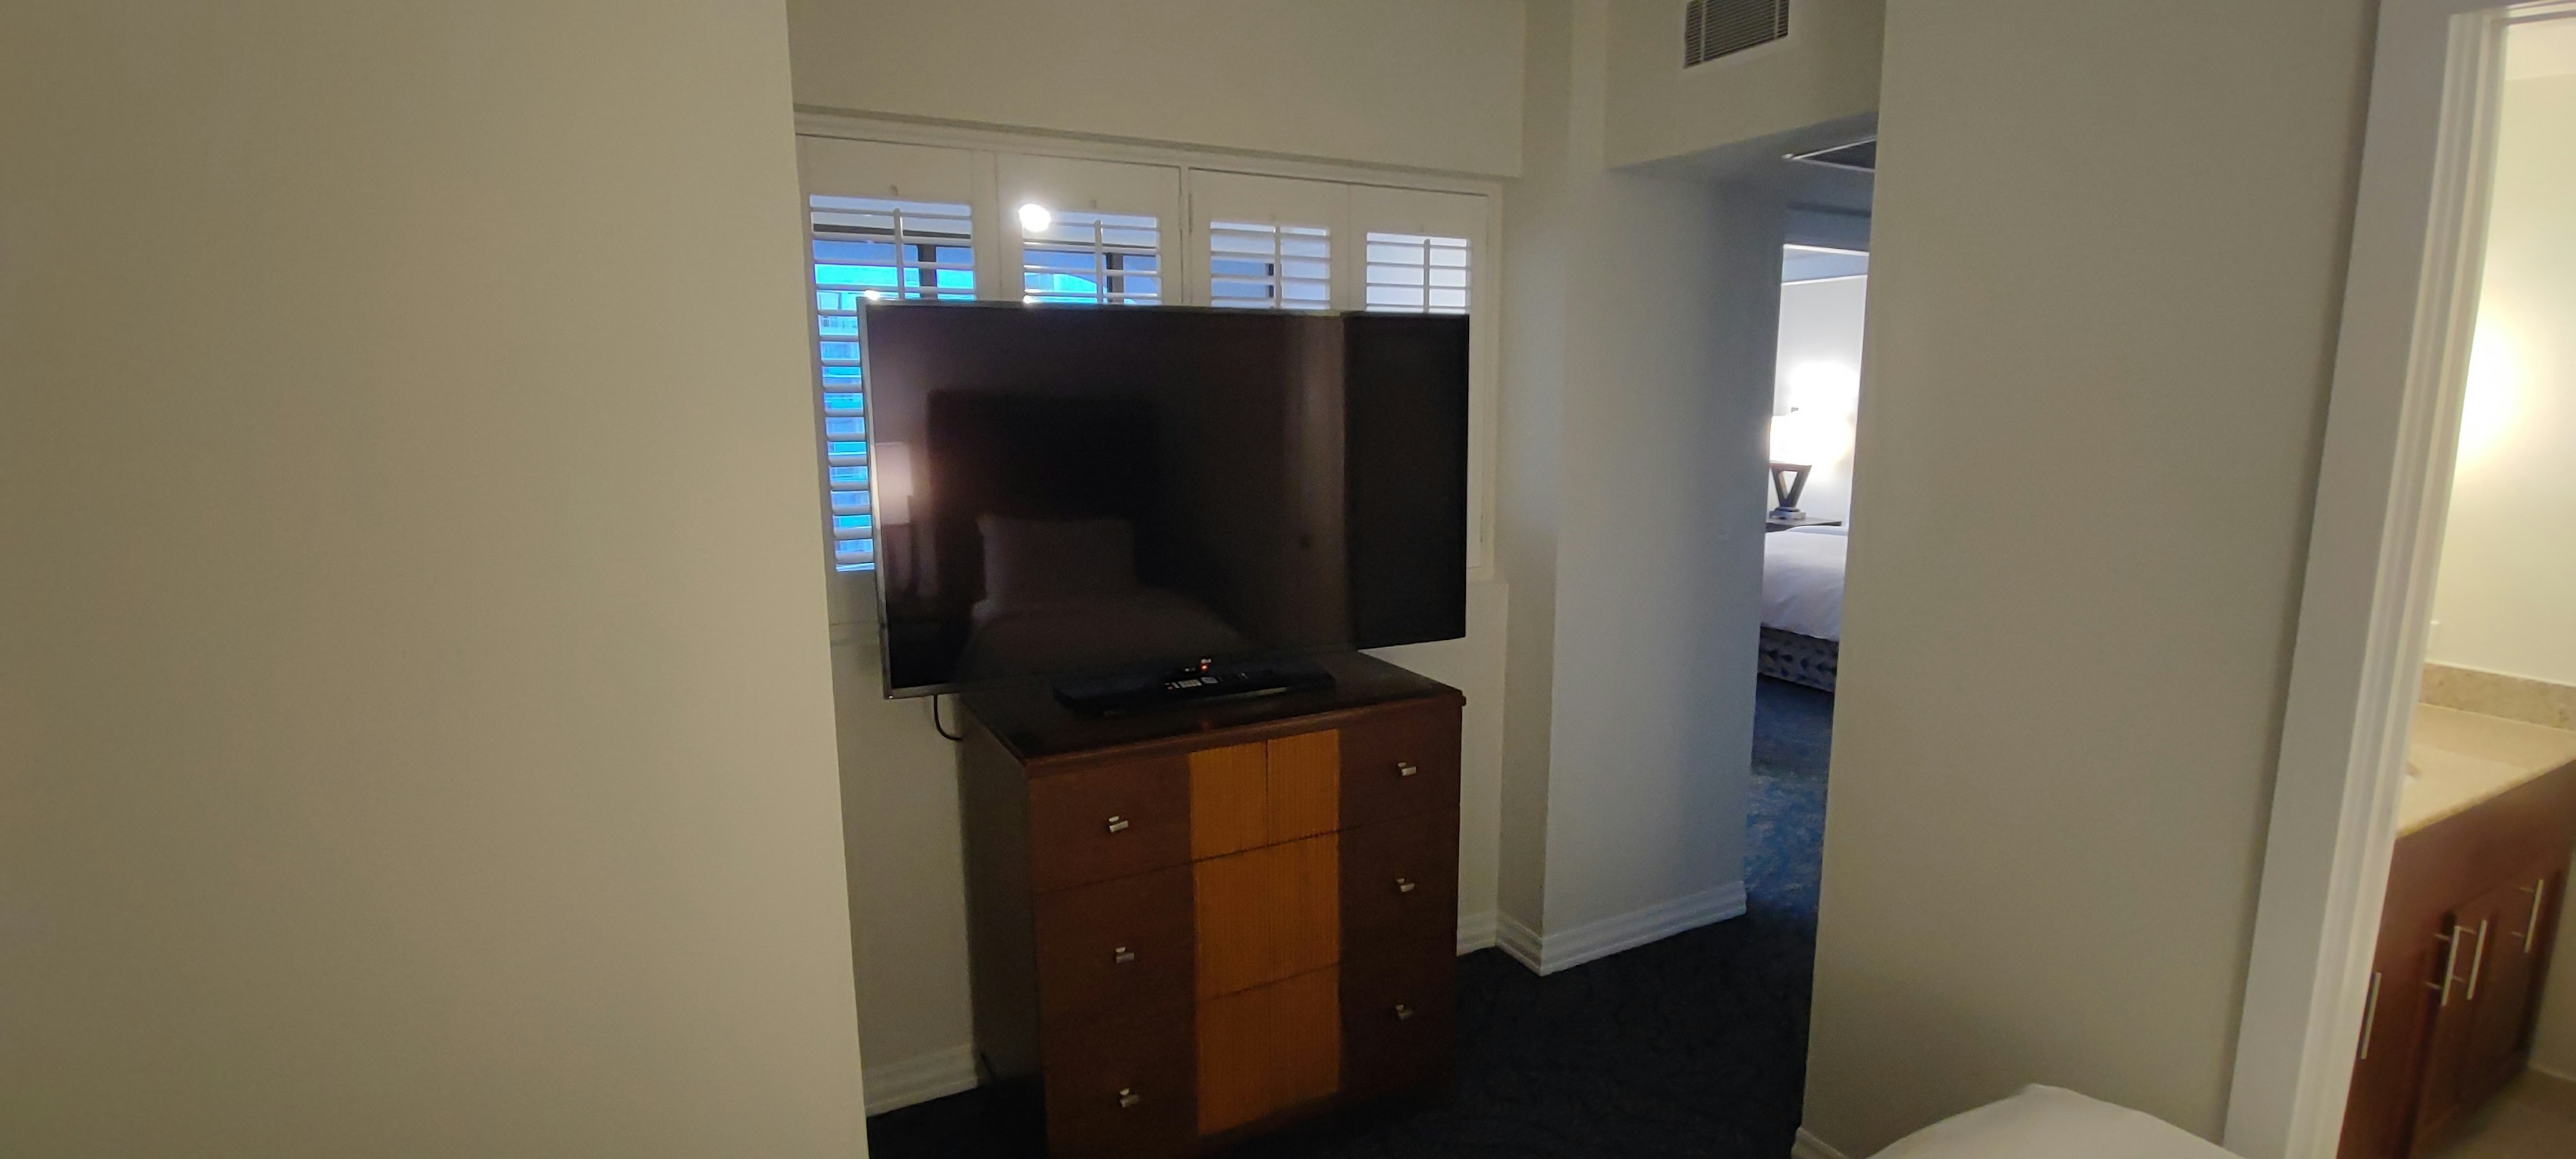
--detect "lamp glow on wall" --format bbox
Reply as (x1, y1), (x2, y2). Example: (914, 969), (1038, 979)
(1768, 406), (1856, 522)
(2457, 325), (2521, 468)
(1768, 360), (1859, 521)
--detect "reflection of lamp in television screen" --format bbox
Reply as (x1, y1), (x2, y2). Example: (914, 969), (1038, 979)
(875, 441), (917, 592)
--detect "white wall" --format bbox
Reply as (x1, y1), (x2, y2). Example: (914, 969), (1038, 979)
(1605, 0), (1885, 168)
(1774, 275), (1869, 524)
(1495, 0), (1770, 969)
(2430, 67), (2576, 1081)
(0, 4), (867, 1156)
(1799, 1), (2376, 1154)
(786, 0), (1527, 177)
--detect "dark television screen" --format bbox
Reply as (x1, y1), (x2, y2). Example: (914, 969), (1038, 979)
(860, 302), (1468, 696)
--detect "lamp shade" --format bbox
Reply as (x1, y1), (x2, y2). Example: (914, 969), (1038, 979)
(1769, 408), (1852, 468)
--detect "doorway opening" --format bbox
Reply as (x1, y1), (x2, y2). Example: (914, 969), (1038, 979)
(2233, 7), (2576, 1158)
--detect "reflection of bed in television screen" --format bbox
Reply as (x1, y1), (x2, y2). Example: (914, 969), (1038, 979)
(862, 302), (1467, 698)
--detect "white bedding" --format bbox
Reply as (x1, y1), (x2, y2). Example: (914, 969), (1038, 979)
(1870, 1086), (2232, 1159)
(1762, 526), (1847, 641)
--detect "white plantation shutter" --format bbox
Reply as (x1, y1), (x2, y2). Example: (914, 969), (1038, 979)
(1022, 211), (1163, 305)
(807, 194), (975, 571)
(1363, 232), (1470, 314)
(1208, 221), (1332, 310)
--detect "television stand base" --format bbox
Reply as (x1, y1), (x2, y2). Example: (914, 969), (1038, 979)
(1053, 656), (1336, 717)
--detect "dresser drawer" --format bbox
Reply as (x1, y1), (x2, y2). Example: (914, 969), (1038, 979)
(1029, 755), (1191, 893)
(1341, 942), (1455, 1100)
(1341, 809), (1460, 951)
(1340, 704), (1462, 830)
(1034, 865), (1195, 1028)
(1044, 1001), (1197, 1159)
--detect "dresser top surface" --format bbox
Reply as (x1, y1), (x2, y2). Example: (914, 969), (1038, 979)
(960, 651), (1460, 765)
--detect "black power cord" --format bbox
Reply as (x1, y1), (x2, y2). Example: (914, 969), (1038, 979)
(929, 693), (965, 742)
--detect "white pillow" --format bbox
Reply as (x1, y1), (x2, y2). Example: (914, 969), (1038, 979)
(977, 516), (1138, 606)
(1869, 1086), (2233, 1159)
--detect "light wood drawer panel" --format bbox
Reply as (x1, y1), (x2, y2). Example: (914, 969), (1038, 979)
(1195, 834), (1340, 1000)
(1197, 967), (1341, 1136)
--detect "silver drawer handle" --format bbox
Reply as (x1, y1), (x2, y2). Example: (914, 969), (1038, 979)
(1116, 1087), (1142, 1109)
(1104, 816), (1130, 834)
(1397, 761), (1419, 778)
(2433, 924), (2468, 1006)
(2464, 918), (2491, 1001)
(2522, 879), (2551, 953)
(1112, 946), (1136, 965)
(1395, 877), (1417, 895)
(2359, 971), (2383, 1060)
(1393, 1004), (1416, 1022)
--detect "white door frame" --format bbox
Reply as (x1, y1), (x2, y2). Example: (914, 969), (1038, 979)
(2220, 2), (2567, 1156)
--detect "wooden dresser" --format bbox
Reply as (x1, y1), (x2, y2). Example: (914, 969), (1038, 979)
(957, 652), (1465, 1158)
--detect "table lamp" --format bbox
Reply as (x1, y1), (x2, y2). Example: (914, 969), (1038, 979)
(1768, 408), (1851, 522)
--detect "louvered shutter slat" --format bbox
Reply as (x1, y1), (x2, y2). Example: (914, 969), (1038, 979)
(1208, 220), (1332, 311)
(808, 195), (975, 571)
(1363, 231), (1472, 315)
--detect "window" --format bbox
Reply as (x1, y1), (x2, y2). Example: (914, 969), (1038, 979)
(1363, 232), (1470, 313)
(1208, 221), (1331, 310)
(1023, 211), (1161, 305)
(808, 195), (975, 571)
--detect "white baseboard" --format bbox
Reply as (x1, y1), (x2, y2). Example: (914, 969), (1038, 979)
(1497, 910), (1546, 971)
(861, 1044), (979, 1116)
(1456, 908), (1499, 954)
(1792, 1127), (1853, 1159)
(1491, 881), (1748, 975)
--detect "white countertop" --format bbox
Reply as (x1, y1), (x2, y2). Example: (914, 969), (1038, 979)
(2399, 704), (2576, 836)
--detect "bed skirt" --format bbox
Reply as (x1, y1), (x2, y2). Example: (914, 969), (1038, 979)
(1758, 627), (1838, 692)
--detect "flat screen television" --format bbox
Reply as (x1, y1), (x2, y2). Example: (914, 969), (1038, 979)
(860, 301), (1468, 699)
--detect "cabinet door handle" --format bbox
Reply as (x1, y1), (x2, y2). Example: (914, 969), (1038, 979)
(2521, 879), (2551, 954)
(2433, 924), (2470, 1007)
(1395, 877), (1417, 894)
(1397, 761), (1419, 778)
(1112, 945), (1136, 965)
(2359, 971), (2383, 1061)
(1104, 816), (1130, 834)
(1116, 1087), (1142, 1109)
(2464, 919), (2491, 1002)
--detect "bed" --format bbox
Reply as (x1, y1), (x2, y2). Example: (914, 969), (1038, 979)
(1760, 525), (1845, 692)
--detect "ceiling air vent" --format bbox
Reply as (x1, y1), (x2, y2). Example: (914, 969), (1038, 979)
(1684, 0), (1790, 67)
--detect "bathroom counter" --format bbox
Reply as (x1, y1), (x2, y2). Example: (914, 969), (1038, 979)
(2400, 704), (2576, 836)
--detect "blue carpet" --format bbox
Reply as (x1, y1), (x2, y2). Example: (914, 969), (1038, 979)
(1751, 676), (1835, 784)
(1748, 675), (1833, 928)
(868, 679), (1833, 1158)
